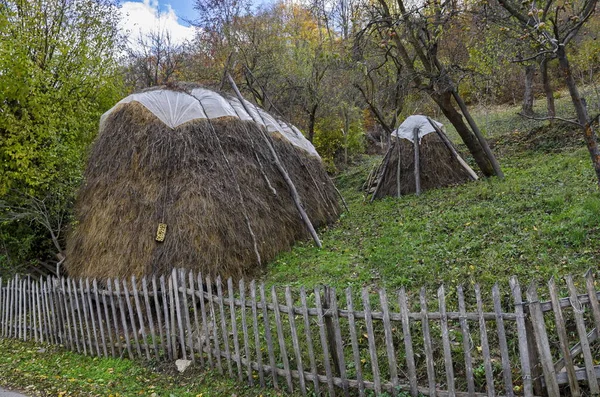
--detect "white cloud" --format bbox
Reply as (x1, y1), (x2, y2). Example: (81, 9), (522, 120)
(120, 0), (196, 47)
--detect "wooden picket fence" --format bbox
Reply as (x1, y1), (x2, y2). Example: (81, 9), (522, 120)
(1, 268), (600, 397)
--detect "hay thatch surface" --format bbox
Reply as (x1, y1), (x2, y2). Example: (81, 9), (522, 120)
(66, 98), (339, 281)
(369, 133), (474, 198)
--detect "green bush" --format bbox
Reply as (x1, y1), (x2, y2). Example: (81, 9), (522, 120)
(313, 109), (365, 172)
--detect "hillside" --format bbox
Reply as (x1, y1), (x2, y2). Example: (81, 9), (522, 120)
(265, 100), (600, 292)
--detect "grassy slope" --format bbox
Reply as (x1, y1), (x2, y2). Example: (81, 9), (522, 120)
(266, 98), (600, 293)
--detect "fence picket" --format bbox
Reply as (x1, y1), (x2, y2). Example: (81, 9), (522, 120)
(168, 273), (178, 358)
(19, 278), (24, 340)
(189, 273), (204, 367)
(78, 279), (93, 355)
(123, 279), (142, 358)
(206, 275), (223, 373)
(217, 277), (232, 376)
(565, 275), (599, 394)
(5, 278), (10, 338)
(475, 284), (495, 397)
(362, 287), (381, 395)
(198, 273), (214, 369)
(509, 277), (534, 397)
(151, 276), (166, 359)
(548, 277), (580, 396)
(172, 269), (186, 361)
(492, 283), (513, 396)
(132, 277), (150, 360)
(316, 286), (336, 395)
(250, 280), (264, 386)
(346, 288), (364, 397)
(0, 278), (3, 336)
(380, 288), (398, 396)
(53, 278), (67, 346)
(141, 277), (159, 359)
(526, 282), (560, 397)
(180, 271), (195, 363)
(260, 283), (279, 389)
(438, 286), (454, 396)
(456, 285), (475, 397)
(9, 278), (16, 339)
(1, 278), (5, 337)
(40, 280), (52, 344)
(300, 287), (318, 394)
(272, 286), (293, 392)
(92, 279), (109, 357)
(114, 279), (133, 358)
(105, 279), (119, 358)
(66, 278), (82, 353)
(83, 279), (99, 356)
(420, 288), (436, 397)
(34, 281), (41, 342)
(398, 288), (418, 397)
(239, 279), (253, 385)
(228, 278), (242, 381)
(285, 286), (306, 395)
(0, 280), (10, 338)
(8, 278), (14, 338)
(585, 270), (600, 344)
(159, 275), (173, 360)
(41, 279), (48, 341)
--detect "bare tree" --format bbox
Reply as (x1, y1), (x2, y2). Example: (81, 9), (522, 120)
(125, 29), (186, 89)
(360, 0), (503, 177)
(497, 0), (600, 187)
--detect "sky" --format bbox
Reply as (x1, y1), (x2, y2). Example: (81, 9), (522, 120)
(119, 0), (197, 47)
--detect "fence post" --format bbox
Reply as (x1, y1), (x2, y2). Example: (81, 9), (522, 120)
(526, 283), (560, 397)
(322, 286), (341, 377)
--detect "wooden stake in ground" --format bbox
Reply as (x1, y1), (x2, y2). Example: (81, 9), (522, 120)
(413, 128), (421, 196)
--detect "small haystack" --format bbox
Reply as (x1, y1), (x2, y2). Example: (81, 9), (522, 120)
(66, 84), (340, 281)
(366, 115), (478, 199)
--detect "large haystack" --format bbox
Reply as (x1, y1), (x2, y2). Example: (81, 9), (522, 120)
(366, 115), (478, 199)
(66, 85), (340, 281)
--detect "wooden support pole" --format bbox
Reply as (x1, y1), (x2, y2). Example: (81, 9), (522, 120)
(413, 128), (421, 195)
(227, 73), (322, 248)
(426, 117), (479, 181)
(396, 140), (401, 197)
(370, 145), (393, 202)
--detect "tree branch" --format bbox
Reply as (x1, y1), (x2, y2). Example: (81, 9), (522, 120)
(517, 112), (582, 127)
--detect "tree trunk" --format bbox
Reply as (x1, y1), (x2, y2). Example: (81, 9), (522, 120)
(432, 91), (495, 176)
(307, 104), (318, 142)
(522, 64), (535, 116)
(540, 57), (556, 119)
(557, 46), (600, 188)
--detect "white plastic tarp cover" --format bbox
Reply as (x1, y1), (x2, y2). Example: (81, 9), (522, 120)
(392, 115), (444, 142)
(100, 89), (320, 158)
(100, 90), (206, 129)
(190, 88), (238, 119)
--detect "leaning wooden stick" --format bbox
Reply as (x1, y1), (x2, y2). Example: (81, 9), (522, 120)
(427, 117), (478, 181)
(227, 73), (322, 248)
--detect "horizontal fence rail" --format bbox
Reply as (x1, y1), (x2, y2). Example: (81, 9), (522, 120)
(0, 269), (599, 396)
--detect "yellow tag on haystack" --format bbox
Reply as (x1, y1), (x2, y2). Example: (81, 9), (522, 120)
(156, 223), (167, 242)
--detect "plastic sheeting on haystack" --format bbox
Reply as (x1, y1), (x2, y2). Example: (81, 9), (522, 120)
(392, 115), (444, 142)
(100, 88), (320, 158)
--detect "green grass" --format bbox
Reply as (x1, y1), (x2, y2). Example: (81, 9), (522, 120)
(265, 105), (600, 293)
(0, 338), (289, 397)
